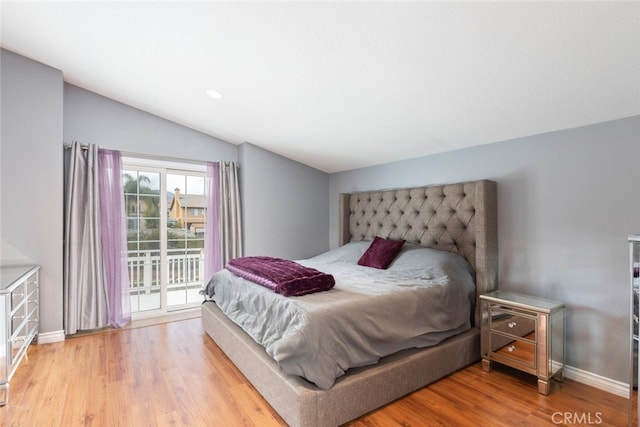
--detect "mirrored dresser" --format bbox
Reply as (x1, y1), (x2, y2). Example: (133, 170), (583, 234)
(480, 290), (565, 395)
(1, 264), (39, 405)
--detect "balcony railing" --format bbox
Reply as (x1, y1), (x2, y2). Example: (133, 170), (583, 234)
(127, 248), (204, 306)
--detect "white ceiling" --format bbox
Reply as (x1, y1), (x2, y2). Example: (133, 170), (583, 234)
(2, 1), (639, 173)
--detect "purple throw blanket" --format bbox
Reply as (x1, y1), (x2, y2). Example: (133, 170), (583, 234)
(226, 256), (335, 297)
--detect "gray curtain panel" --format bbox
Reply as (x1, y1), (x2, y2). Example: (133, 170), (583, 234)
(204, 161), (243, 284)
(220, 161), (243, 266)
(204, 162), (221, 282)
(63, 142), (109, 334)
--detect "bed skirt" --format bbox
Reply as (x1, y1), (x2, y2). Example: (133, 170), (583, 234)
(201, 301), (481, 427)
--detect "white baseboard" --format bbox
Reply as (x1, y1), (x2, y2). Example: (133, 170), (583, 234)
(37, 330), (65, 344)
(564, 365), (629, 398)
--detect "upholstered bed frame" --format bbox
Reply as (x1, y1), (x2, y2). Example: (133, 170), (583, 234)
(201, 179), (497, 426)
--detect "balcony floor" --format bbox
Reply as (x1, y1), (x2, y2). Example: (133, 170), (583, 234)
(130, 286), (202, 314)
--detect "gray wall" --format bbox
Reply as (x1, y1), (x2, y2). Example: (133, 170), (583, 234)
(329, 115), (640, 382)
(1, 50), (64, 334)
(64, 84), (237, 162)
(239, 142), (329, 259)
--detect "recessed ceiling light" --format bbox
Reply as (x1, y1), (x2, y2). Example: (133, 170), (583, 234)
(206, 89), (223, 100)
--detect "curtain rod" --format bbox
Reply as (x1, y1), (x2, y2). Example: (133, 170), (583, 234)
(63, 142), (90, 150)
(121, 151), (238, 168)
(63, 143), (236, 168)
(121, 150), (206, 166)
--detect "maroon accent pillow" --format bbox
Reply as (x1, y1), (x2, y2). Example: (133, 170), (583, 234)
(357, 237), (406, 269)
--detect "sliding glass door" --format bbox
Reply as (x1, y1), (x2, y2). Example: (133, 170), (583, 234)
(165, 172), (206, 309)
(123, 160), (206, 317)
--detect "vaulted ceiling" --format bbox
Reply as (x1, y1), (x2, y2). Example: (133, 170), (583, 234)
(2, 1), (639, 172)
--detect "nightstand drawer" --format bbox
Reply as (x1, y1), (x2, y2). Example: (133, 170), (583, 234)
(490, 308), (536, 340)
(490, 333), (536, 369)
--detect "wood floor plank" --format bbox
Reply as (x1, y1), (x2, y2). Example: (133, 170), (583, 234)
(0, 317), (630, 426)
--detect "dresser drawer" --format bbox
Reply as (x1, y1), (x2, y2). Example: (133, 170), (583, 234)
(490, 333), (536, 370)
(26, 281), (38, 302)
(25, 276), (38, 295)
(490, 307), (536, 340)
(10, 282), (26, 307)
(11, 304), (27, 335)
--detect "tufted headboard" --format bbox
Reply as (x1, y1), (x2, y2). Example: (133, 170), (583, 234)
(338, 180), (498, 326)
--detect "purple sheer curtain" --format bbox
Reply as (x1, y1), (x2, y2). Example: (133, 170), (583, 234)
(204, 162), (221, 282)
(98, 149), (131, 328)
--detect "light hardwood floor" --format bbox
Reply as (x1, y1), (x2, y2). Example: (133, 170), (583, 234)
(2, 317), (631, 426)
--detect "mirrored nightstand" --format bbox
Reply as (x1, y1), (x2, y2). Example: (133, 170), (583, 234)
(480, 290), (565, 395)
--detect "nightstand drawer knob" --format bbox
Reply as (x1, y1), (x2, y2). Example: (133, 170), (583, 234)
(508, 321), (517, 328)
(508, 345), (516, 352)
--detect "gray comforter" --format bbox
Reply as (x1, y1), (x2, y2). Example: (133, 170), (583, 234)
(202, 241), (476, 390)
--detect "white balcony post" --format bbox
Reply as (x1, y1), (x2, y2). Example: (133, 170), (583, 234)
(200, 248), (205, 283)
(144, 251), (152, 295)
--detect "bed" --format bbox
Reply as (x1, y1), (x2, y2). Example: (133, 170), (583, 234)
(201, 179), (497, 426)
